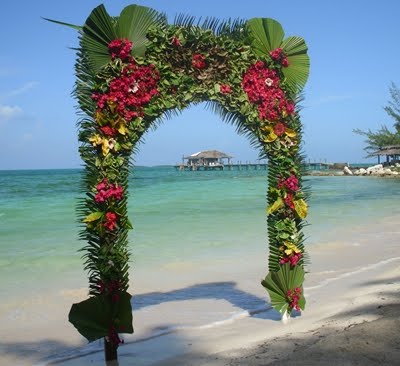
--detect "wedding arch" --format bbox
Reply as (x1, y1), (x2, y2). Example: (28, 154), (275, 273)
(49, 4), (310, 361)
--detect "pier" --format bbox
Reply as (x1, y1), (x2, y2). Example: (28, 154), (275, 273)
(175, 162), (268, 171)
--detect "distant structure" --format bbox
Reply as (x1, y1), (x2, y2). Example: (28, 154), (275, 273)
(177, 150), (232, 171)
(175, 150), (269, 171)
(368, 145), (400, 165)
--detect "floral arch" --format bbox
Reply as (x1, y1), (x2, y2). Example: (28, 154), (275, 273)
(50, 4), (310, 361)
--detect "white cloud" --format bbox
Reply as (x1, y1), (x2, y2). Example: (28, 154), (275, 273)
(307, 94), (353, 107)
(6, 81), (38, 97)
(0, 104), (23, 123)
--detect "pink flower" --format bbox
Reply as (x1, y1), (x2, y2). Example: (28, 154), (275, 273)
(96, 179), (108, 191)
(104, 212), (117, 231)
(286, 287), (302, 311)
(192, 54), (206, 69)
(220, 84), (232, 94)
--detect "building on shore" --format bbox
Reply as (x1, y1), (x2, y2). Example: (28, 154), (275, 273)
(368, 145), (400, 165)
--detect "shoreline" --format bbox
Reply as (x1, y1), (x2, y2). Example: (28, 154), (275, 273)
(44, 216), (400, 366)
(52, 256), (400, 366)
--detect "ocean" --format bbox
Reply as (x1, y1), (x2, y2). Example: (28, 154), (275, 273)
(1, 167), (399, 363)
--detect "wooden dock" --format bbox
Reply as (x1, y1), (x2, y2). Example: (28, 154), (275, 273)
(175, 161), (339, 171)
(175, 162), (268, 171)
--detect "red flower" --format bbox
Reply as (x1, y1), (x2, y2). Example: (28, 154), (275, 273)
(108, 38), (133, 60)
(171, 37), (181, 46)
(280, 252), (302, 267)
(242, 61), (294, 122)
(284, 192), (295, 210)
(96, 179), (108, 192)
(192, 54), (206, 69)
(220, 84), (232, 94)
(278, 174), (299, 192)
(270, 47), (289, 68)
(92, 62), (160, 121)
(286, 287), (302, 311)
(104, 212), (117, 231)
(100, 126), (117, 136)
(273, 122), (286, 137)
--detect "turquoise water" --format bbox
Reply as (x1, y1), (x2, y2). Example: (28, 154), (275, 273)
(1, 167), (400, 298)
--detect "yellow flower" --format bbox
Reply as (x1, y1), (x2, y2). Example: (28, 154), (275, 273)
(283, 241), (301, 256)
(89, 134), (111, 156)
(261, 122), (296, 143)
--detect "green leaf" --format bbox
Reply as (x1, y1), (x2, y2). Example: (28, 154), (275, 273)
(69, 292), (133, 342)
(42, 17), (82, 31)
(247, 18), (284, 56)
(281, 36), (310, 91)
(83, 211), (103, 223)
(116, 4), (166, 58)
(81, 5), (118, 72)
(261, 263), (305, 314)
(246, 18), (310, 92)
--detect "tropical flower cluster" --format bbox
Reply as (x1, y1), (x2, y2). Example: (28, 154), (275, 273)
(95, 179), (124, 203)
(192, 53), (207, 69)
(286, 287), (302, 311)
(270, 47), (289, 67)
(91, 61), (160, 122)
(279, 241), (302, 266)
(242, 61), (294, 122)
(108, 38), (133, 60)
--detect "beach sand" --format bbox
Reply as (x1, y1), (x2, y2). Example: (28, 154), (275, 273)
(2, 215), (399, 366)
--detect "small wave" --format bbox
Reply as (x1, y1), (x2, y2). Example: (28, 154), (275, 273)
(305, 256), (400, 292)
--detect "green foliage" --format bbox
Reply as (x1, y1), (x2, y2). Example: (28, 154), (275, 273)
(354, 82), (400, 154)
(247, 18), (310, 92)
(384, 82), (400, 132)
(262, 263), (305, 315)
(353, 125), (400, 155)
(69, 291), (133, 342)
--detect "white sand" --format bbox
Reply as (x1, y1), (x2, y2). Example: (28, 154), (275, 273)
(1, 215), (399, 366)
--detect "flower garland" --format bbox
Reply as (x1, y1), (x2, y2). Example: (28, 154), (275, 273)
(63, 7), (309, 360)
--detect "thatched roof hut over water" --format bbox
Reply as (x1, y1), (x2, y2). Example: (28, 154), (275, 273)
(369, 145), (400, 164)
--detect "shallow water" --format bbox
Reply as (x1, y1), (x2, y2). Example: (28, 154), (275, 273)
(0, 167), (399, 363)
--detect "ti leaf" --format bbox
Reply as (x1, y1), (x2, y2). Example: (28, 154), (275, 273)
(69, 291), (133, 342)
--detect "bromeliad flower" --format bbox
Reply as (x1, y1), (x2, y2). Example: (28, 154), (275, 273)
(261, 122), (296, 143)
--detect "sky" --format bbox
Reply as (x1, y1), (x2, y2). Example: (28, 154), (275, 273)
(1, 0), (399, 169)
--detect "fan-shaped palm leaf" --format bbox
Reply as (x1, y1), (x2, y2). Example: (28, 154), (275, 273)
(247, 18), (309, 91)
(262, 263), (305, 314)
(116, 4), (167, 58)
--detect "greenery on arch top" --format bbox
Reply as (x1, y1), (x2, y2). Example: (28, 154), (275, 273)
(53, 3), (310, 360)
